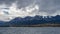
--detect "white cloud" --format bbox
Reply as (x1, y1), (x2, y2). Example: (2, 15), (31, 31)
(0, 2), (39, 21)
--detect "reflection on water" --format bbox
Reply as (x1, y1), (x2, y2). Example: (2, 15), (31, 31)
(0, 27), (60, 34)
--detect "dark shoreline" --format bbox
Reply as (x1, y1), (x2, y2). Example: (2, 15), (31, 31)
(9, 24), (60, 27)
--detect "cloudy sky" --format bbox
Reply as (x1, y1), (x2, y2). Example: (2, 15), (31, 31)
(0, 0), (60, 21)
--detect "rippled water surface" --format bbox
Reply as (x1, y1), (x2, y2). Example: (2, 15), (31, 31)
(0, 27), (60, 34)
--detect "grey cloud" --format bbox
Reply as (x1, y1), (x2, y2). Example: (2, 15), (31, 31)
(0, 0), (36, 8)
(16, 0), (36, 9)
(36, 0), (60, 15)
(0, 0), (16, 6)
(0, 0), (60, 21)
(0, 0), (60, 16)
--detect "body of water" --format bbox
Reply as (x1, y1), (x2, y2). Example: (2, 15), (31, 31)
(0, 27), (60, 34)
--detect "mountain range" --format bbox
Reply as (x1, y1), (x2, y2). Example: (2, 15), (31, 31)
(0, 15), (60, 26)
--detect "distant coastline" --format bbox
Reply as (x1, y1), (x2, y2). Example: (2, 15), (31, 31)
(9, 24), (60, 27)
